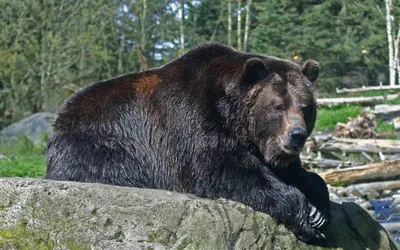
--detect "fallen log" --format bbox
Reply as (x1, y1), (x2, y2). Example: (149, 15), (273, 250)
(380, 222), (400, 233)
(318, 159), (400, 185)
(347, 180), (400, 192)
(317, 94), (399, 106)
(336, 84), (400, 94)
(305, 134), (332, 152)
(320, 137), (400, 154)
(301, 157), (361, 169)
(373, 104), (400, 120)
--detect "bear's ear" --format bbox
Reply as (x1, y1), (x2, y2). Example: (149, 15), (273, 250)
(242, 58), (270, 85)
(301, 60), (319, 84)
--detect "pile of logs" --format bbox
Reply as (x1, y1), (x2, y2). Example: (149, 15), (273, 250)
(334, 112), (376, 139)
(305, 103), (400, 186)
(305, 134), (400, 186)
(310, 88), (400, 190)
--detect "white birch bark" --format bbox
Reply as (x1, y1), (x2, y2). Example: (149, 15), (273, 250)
(395, 24), (400, 85)
(228, 0), (232, 46)
(237, 0), (241, 51)
(243, 0), (252, 52)
(178, 0), (185, 55)
(141, 0), (147, 51)
(385, 0), (395, 86)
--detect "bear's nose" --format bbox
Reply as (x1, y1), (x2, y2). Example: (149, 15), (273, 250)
(289, 128), (307, 149)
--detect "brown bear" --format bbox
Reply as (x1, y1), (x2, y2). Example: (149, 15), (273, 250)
(46, 43), (331, 245)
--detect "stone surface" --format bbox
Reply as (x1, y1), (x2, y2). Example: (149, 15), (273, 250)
(0, 178), (398, 250)
(0, 112), (56, 144)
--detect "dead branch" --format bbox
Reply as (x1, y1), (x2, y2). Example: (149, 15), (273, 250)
(301, 157), (361, 169)
(336, 84), (400, 94)
(317, 94), (399, 106)
(373, 104), (400, 120)
(348, 180), (400, 192)
(136, 44), (149, 70)
(318, 159), (400, 185)
(320, 137), (400, 154)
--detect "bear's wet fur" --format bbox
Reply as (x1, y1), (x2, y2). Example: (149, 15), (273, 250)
(46, 43), (331, 245)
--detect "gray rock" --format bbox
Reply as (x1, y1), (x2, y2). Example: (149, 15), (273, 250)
(382, 190), (393, 197)
(0, 112), (56, 144)
(359, 201), (373, 210)
(0, 178), (398, 250)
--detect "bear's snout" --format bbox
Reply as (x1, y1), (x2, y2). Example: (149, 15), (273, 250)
(289, 127), (307, 150)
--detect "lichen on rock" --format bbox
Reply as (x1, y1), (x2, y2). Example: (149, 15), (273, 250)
(0, 178), (398, 250)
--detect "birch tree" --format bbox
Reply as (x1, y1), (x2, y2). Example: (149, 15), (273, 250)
(243, 0), (252, 51)
(178, 0), (185, 55)
(385, 0), (396, 86)
(139, 0), (147, 70)
(228, 0), (232, 46)
(237, 0), (242, 50)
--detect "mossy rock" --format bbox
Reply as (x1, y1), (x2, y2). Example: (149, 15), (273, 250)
(0, 178), (398, 250)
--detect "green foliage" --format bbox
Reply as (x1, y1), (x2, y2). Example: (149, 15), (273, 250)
(0, 155), (46, 178)
(0, 0), (397, 130)
(376, 118), (395, 134)
(315, 105), (364, 132)
(250, 0), (388, 93)
(0, 135), (46, 177)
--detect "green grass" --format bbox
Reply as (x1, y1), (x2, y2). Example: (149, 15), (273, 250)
(315, 103), (398, 138)
(0, 135), (47, 178)
(0, 155), (45, 177)
(315, 104), (364, 132)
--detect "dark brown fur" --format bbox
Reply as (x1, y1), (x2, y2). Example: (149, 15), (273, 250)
(46, 43), (330, 246)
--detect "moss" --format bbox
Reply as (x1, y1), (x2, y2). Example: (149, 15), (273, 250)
(176, 237), (192, 250)
(332, 180), (346, 187)
(236, 205), (250, 215)
(147, 231), (172, 247)
(0, 219), (89, 250)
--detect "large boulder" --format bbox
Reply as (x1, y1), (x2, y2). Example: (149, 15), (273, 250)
(0, 178), (398, 250)
(0, 112), (56, 144)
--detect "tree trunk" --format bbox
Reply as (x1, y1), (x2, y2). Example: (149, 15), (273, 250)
(348, 180), (400, 192)
(209, 5), (225, 41)
(139, 0), (147, 71)
(237, 0), (241, 50)
(320, 137), (400, 154)
(395, 24), (400, 85)
(301, 157), (361, 169)
(118, 37), (124, 74)
(228, 0), (232, 46)
(385, 0), (395, 86)
(243, 0), (252, 52)
(373, 104), (400, 120)
(318, 159), (400, 185)
(336, 84), (400, 93)
(178, 0), (185, 56)
(317, 94), (399, 106)
(136, 45), (149, 71)
(141, 0), (147, 51)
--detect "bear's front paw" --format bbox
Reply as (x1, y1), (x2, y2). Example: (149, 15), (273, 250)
(294, 200), (328, 246)
(308, 202), (329, 229)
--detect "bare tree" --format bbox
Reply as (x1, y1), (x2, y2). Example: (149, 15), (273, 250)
(395, 24), (400, 85)
(178, 0), (185, 55)
(243, 0), (252, 52)
(237, 0), (241, 50)
(228, 0), (232, 46)
(139, 0), (147, 70)
(385, 0), (396, 85)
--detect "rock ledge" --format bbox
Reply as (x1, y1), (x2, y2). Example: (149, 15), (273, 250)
(0, 178), (398, 250)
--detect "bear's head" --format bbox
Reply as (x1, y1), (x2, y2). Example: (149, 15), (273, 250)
(228, 56), (319, 167)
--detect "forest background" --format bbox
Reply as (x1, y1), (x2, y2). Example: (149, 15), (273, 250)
(0, 0), (398, 128)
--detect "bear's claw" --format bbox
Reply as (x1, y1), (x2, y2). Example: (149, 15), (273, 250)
(308, 203), (327, 229)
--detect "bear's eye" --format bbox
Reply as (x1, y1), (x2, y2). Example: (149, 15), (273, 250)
(274, 104), (286, 112)
(301, 106), (312, 114)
